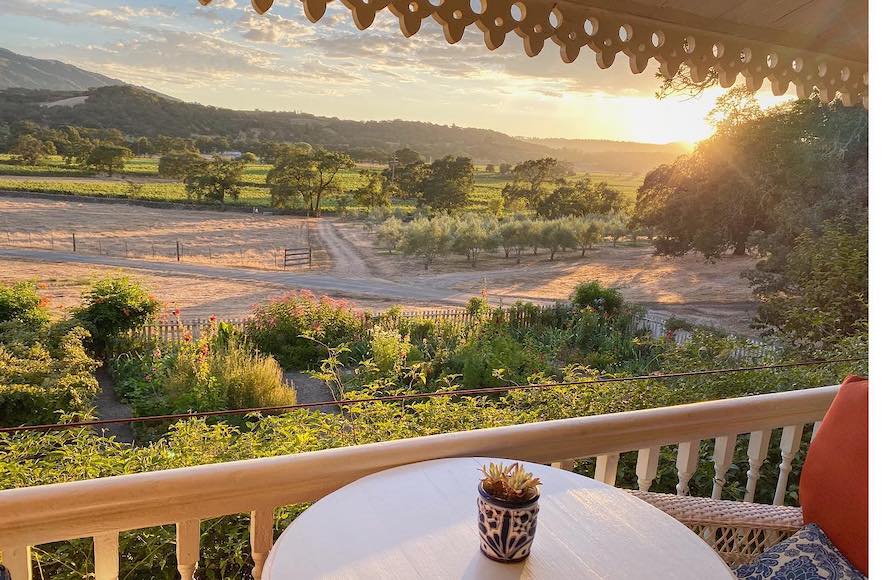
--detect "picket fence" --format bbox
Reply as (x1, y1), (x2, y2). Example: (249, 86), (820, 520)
(132, 306), (778, 361)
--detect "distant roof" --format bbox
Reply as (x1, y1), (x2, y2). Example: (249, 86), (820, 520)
(211, 0), (868, 108)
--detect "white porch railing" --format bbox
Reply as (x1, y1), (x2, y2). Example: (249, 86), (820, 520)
(0, 385), (837, 579)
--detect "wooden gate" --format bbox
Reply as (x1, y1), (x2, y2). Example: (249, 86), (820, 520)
(283, 247), (312, 268)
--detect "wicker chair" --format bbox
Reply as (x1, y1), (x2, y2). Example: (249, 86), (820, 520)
(628, 491), (804, 567)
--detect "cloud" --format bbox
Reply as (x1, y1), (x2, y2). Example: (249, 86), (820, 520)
(236, 11), (315, 47)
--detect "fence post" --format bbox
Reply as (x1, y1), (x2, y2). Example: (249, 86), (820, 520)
(98, 239), (102, 255)
(124, 240), (129, 257)
(72, 233), (77, 252)
(308, 247), (312, 267)
(176, 241), (181, 262)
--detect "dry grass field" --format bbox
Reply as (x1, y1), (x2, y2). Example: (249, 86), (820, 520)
(0, 196), (760, 332)
(0, 196), (318, 270)
(336, 220), (760, 333)
(0, 258), (286, 319)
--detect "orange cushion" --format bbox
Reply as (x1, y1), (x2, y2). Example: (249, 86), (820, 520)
(799, 375), (868, 575)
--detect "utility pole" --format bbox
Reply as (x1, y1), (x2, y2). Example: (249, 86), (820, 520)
(389, 154), (399, 181)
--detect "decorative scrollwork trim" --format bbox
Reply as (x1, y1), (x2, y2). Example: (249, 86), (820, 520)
(212, 0), (868, 108)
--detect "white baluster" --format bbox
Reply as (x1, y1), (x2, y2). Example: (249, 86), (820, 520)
(94, 532), (119, 580)
(711, 434), (737, 500)
(176, 519), (200, 580)
(250, 508), (274, 580)
(635, 447), (660, 492)
(744, 430), (772, 502)
(773, 425), (805, 505)
(811, 421), (822, 441)
(551, 460), (575, 471)
(594, 454), (619, 485)
(676, 440), (700, 496)
(0, 545), (32, 580)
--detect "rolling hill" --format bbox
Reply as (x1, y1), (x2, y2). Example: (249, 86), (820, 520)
(0, 48), (684, 172)
(0, 47), (123, 91)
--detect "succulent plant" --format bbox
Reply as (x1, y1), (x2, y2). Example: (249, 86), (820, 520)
(480, 462), (541, 502)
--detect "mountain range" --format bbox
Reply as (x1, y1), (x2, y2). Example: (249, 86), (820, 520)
(0, 47), (687, 171)
(0, 47), (122, 91)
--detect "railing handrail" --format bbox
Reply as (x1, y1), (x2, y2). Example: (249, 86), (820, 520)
(0, 385), (837, 548)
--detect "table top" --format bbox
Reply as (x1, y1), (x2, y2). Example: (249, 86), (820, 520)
(264, 457), (735, 579)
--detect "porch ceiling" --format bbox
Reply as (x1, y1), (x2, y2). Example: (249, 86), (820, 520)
(210, 0), (868, 107)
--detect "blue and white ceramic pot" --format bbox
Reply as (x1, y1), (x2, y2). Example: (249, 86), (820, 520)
(477, 483), (540, 563)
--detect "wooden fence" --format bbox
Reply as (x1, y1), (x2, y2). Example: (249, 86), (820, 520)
(132, 307), (779, 360)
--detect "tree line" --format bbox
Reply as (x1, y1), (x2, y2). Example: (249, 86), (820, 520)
(375, 213), (635, 269)
(630, 87), (868, 348)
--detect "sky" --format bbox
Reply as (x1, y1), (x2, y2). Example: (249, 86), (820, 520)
(0, 0), (793, 144)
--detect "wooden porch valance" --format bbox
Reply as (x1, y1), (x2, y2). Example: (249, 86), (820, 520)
(203, 0), (868, 107)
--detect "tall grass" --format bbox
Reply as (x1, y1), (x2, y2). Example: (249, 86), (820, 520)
(208, 339), (293, 410)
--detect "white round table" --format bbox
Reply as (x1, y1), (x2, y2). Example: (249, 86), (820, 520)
(264, 457), (734, 579)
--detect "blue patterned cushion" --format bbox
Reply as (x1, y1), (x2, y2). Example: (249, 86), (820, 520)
(735, 524), (865, 579)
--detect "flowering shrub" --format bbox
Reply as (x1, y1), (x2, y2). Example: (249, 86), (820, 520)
(112, 318), (293, 427)
(571, 280), (624, 315)
(245, 290), (364, 370)
(74, 277), (160, 351)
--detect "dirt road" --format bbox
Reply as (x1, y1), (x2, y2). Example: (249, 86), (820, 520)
(0, 246), (480, 306)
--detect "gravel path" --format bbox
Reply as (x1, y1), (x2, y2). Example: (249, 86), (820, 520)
(284, 372), (339, 414)
(94, 366), (135, 444)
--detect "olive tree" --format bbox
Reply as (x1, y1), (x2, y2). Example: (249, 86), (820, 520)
(540, 219), (577, 261)
(571, 217), (603, 257)
(400, 217), (451, 270)
(376, 217), (404, 253)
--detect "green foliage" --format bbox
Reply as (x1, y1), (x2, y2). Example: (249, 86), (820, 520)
(498, 218), (530, 262)
(266, 147), (355, 216)
(353, 170), (393, 208)
(74, 277), (160, 351)
(752, 222), (868, 349)
(399, 216), (452, 270)
(634, 92), (867, 259)
(539, 219), (576, 261)
(84, 142), (132, 176)
(571, 280), (624, 315)
(184, 157), (244, 204)
(420, 155), (475, 211)
(0, 322), (99, 426)
(539, 178), (627, 218)
(455, 333), (548, 388)
(569, 216), (604, 256)
(246, 290), (364, 370)
(9, 133), (51, 165)
(449, 214), (498, 266)
(0, 281), (49, 325)
(111, 323), (292, 424)
(375, 217), (403, 253)
(158, 149), (204, 179)
(0, 280), (866, 577)
(502, 157), (560, 212)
